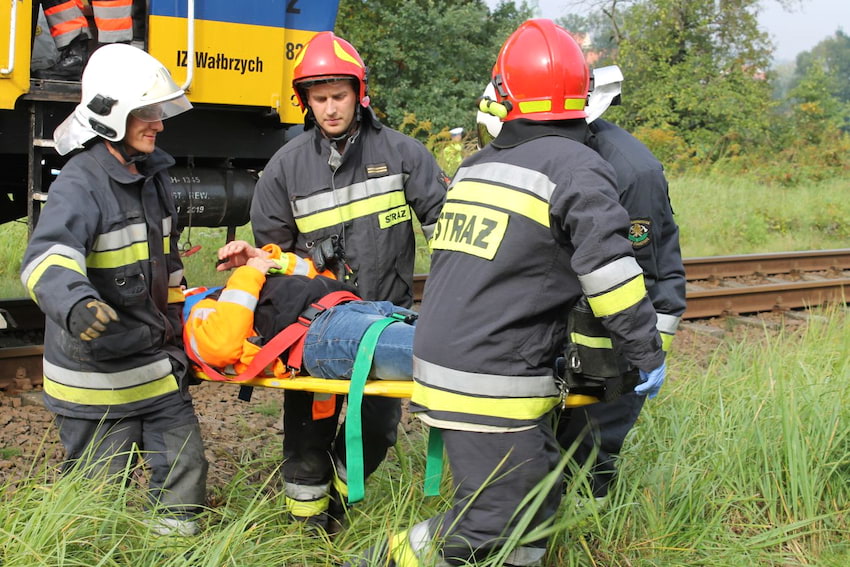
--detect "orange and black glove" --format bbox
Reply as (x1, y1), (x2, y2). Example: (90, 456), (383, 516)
(68, 298), (119, 341)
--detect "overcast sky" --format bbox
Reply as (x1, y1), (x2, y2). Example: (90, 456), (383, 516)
(494, 0), (849, 63)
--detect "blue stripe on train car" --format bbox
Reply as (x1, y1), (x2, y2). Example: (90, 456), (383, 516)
(149, 0), (340, 31)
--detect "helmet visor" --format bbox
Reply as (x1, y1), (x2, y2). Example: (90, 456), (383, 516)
(130, 96), (192, 122)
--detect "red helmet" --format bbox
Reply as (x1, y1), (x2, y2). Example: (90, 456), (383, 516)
(490, 19), (589, 122)
(292, 32), (369, 110)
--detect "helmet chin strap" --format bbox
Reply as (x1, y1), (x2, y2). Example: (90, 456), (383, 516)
(109, 140), (151, 165)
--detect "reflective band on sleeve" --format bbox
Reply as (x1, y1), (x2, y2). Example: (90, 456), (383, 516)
(448, 181), (549, 227)
(660, 332), (674, 352)
(570, 332), (613, 350)
(218, 288), (258, 311)
(167, 288), (185, 304)
(168, 269), (184, 287)
(453, 162), (557, 203)
(578, 256), (644, 297)
(585, 274), (646, 317)
(43, 373), (178, 405)
(24, 250), (87, 301)
(411, 382), (559, 420)
(656, 313), (681, 335)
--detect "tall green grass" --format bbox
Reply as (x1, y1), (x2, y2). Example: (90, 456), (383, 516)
(2, 308), (848, 565)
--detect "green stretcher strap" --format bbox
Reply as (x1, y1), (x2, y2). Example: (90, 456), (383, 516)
(345, 312), (409, 504)
(424, 427), (444, 497)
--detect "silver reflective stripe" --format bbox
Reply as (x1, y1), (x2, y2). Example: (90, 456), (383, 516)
(285, 481), (331, 500)
(162, 216), (172, 234)
(504, 545), (545, 566)
(578, 256), (643, 296)
(414, 357), (559, 398)
(291, 174), (406, 217)
(656, 313), (681, 335)
(453, 162), (557, 203)
(168, 268), (184, 286)
(420, 221), (436, 240)
(91, 222), (147, 252)
(190, 306), (216, 321)
(290, 257), (312, 276)
(21, 244), (87, 284)
(218, 288), (258, 311)
(407, 519), (451, 566)
(43, 357), (172, 389)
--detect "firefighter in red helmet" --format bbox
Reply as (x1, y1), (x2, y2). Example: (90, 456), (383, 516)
(345, 19), (666, 566)
(249, 32), (447, 534)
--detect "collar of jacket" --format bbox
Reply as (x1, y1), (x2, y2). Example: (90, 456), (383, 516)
(89, 141), (175, 184)
(492, 118), (590, 149)
(310, 106), (384, 153)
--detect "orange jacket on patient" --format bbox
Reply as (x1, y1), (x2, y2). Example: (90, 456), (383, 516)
(185, 243), (336, 378)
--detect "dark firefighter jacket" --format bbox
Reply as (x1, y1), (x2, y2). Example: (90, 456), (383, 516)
(589, 118), (687, 351)
(250, 108), (447, 308)
(20, 142), (188, 419)
(411, 119), (665, 431)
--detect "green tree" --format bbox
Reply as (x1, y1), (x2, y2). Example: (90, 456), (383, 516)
(790, 29), (850, 126)
(786, 55), (849, 142)
(598, 0), (776, 163)
(335, 0), (533, 138)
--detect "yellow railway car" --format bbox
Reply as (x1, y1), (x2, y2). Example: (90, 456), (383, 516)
(1, 0), (339, 230)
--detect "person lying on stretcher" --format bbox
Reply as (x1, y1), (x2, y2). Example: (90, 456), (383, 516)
(184, 240), (417, 382)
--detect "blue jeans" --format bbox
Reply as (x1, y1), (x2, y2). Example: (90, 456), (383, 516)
(302, 301), (416, 380)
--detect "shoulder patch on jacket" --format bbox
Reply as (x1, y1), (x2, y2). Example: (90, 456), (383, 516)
(629, 219), (651, 248)
(365, 163), (389, 177)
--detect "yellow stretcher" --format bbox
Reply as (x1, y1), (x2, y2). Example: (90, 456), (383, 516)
(194, 370), (601, 407)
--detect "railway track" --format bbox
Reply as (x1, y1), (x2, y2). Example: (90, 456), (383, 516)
(2, 249), (849, 392)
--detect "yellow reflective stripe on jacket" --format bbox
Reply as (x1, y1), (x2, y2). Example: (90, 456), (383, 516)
(24, 249), (86, 301)
(295, 190), (408, 233)
(167, 287), (185, 303)
(43, 373), (178, 405)
(586, 273), (646, 317)
(86, 241), (150, 269)
(570, 332), (613, 350)
(411, 382), (559, 421)
(448, 180), (550, 227)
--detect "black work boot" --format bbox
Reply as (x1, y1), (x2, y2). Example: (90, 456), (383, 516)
(34, 36), (88, 80)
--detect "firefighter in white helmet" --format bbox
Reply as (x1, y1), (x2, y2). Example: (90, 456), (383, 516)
(22, 44), (207, 537)
(478, 64), (686, 505)
(345, 19), (666, 567)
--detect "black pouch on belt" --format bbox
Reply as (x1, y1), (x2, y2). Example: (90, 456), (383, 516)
(564, 297), (639, 403)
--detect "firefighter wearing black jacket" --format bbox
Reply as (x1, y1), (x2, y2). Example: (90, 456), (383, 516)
(556, 65), (687, 501)
(20, 45), (207, 537)
(346, 20), (666, 567)
(249, 32), (447, 533)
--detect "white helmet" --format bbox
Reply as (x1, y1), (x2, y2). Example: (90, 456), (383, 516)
(54, 44), (192, 156)
(476, 65), (624, 148)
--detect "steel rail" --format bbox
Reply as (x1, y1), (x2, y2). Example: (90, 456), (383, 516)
(682, 249), (850, 281)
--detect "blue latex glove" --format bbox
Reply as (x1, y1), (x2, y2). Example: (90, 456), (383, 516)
(635, 361), (666, 399)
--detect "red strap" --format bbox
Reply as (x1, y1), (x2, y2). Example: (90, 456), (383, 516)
(184, 289), (361, 383)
